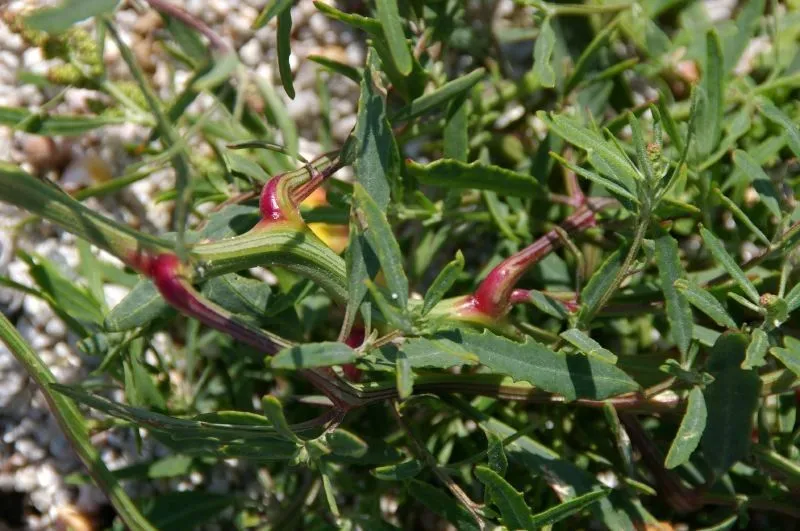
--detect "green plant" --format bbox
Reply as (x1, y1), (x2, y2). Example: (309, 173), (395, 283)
(2, 0), (800, 529)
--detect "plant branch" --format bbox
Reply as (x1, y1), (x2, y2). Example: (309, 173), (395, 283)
(0, 313), (156, 530)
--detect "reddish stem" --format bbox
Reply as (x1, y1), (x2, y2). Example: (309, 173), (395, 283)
(465, 199), (613, 318)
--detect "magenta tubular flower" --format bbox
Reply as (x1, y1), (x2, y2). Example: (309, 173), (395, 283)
(455, 200), (613, 321)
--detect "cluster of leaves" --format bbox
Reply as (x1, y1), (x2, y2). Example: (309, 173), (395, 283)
(1, 0), (800, 529)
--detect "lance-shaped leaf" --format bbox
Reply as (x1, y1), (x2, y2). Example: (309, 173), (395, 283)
(270, 341), (357, 370)
(438, 329), (639, 400)
(422, 251), (465, 315)
(406, 159), (545, 197)
(533, 17), (556, 88)
(375, 0), (412, 76)
(701, 333), (761, 476)
(395, 348), (413, 399)
(392, 68), (484, 122)
(484, 429), (508, 476)
(325, 429), (368, 458)
(252, 0), (292, 28)
(474, 466), (535, 530)
(700, 226), (759, 303)
(354, 50), (394, 210)
(758, 99), (800, 158)
(674, 279), (737, 329)
(201, 273), (271, 317)
(369, 336), (479, 370)
(276, 9), (295, 98)
(0, 106), (128, 135)
(371, 459), (424, 481)
(770, 337), (800, 377)
(52, 385), (301, 460)
(560, 328), (617, 364)
(732, 150), (782, 219)
(541, 111), (641, 192)
(261, 395), (302, 443)
(742, 328), (769, 370)
(696, 30), (723, 158)
(24, 0), (118, 33)
(105, 279), (171, 332)
(655, 233), (693, 355)
(530, 489), (609, 528)
(578, 248), (624, 321)
(664, 387), (707, 469)
(550, 153), (637, 204)
(353, 183), (408, 310)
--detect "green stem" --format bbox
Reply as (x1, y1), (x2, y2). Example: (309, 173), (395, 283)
(0, 313), (156, 530)
(579, 212), (650, 326)
(752, 444), (800, 487)
(191, 228), (348, 303)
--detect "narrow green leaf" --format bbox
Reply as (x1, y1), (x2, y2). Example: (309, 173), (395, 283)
(395, 348), (413, 399)
(560, 328), (617, 364)
(277, 9), (295, 99)
(700, 226), (760, 303)
(371, 337), (478, 370)
(201, 274), (271, 317)
(439, 329), (639, 400)
(261, 395), (302, 443)
(308, 55), (362, 83)
(770, 337), (800, 377)
(674, 279), (737, 329)
(474, 466), (535, 530)
(664, 387), (707, 469)
(105, 280), (170, 332)
(392, 68), (484, 122)
(550, 152), (637, 203)
(354, 50), (394, 210)
(313, 1), (382, 34)
(444, 94), (469, 161)
(758, 99), (800, 158)
(530, 489), (608, 528)
(422, 251), (465, 315)
(732, 150), (782, 219)
(485, 430), (508, 476)
(20, 251), (104, 327)
(406, 159), (545, 197)
(526, 290), (569, 319)
(406, 480), (481, 531)
(533, 17), (556, 88)
(542, 111), (641, 191)
(656, 93), (684, 154)
(743, 328), (769, 370)
(0, 106), (127, 135)
(271, 342), (357, 370)
(723, 0), (764, 73)
(252, 0), (292, 29)
(194, 52), (239, 91)
(628, 112), (654, 183)
(25, 0), (118, 33)
(701, 333), (761, 475)
(786, 282), (800, 313)
(696, 30), (723, 158)
(655, 233), (693, 355)
(341, 222), (377, 339)
(578, 248), (624, 320)
(375, 0), (412, 76)
(713, 188), (770, 246)
(371, 459), (424, 480)
(325, 429), (368, 458)
(354, 183), (408, 310)
(123, 339), (165, 410)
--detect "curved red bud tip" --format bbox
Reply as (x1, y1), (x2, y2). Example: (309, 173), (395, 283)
(259, 176), (288, 222)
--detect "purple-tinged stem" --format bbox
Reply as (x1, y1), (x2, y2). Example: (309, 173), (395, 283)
(143, 0), (232, 54)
